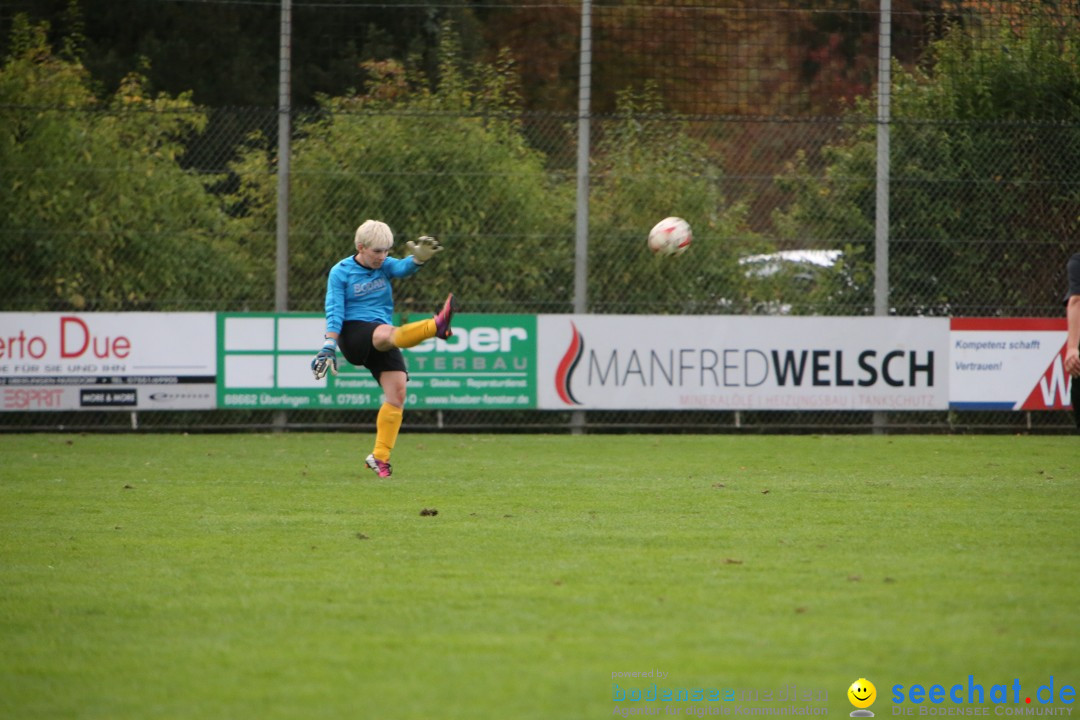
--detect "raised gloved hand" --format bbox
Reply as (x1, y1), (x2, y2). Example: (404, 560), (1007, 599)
(311, 338), (339, 380)
(407, 236), (443, 264)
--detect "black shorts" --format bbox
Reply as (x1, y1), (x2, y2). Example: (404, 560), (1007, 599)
(337, 320), (408, 381)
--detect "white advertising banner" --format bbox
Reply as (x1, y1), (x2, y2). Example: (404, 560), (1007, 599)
(0, 313), (216, 411)
(537, 315), (950, 411)
(949, 318), (1071, 411)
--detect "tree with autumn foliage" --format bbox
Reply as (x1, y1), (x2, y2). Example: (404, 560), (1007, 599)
(774, 2), (1080, 315)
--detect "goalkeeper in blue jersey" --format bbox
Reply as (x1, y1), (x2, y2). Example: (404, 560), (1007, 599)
(311, 219), (456, 478)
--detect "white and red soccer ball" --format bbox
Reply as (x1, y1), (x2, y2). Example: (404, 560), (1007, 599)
(647, 216), (692, 257)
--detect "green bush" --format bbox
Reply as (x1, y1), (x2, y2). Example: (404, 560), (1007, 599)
(0, 16), (257, 311)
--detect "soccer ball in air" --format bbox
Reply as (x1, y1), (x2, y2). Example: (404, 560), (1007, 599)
(647, 217), (692, 257)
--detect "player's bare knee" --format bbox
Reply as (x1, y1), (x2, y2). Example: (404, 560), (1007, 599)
(373, 324), (396, 351)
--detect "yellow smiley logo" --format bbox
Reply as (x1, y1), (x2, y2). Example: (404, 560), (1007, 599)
(848, 678), (877, 709)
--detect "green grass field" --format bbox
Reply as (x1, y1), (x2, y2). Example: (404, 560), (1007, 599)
(1, 433), (1077, 720)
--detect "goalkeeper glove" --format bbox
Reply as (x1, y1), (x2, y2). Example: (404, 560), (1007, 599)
(407, 236), (443, 264)
(311, 338), (339, 380)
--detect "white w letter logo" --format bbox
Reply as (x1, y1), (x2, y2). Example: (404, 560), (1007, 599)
(1039, 356), (1071, 407)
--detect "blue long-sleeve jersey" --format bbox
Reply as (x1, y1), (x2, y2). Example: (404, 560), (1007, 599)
(324, 255), (421, 333)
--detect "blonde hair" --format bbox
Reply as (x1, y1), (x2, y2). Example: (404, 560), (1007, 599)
(354, 219), (394, 251)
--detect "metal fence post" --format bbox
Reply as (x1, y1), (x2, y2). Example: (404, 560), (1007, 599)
(274, 0), (292, 431)
(276, 0), (292, 314)
(874, 0), (892, 434)
(571, 0), (592, 435)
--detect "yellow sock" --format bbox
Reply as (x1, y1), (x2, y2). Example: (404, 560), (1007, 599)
(373, 403), (403, 462)
(391, 319), (436, 349)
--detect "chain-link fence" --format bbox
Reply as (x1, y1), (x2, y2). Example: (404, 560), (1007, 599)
(1, 0), (1077, 432)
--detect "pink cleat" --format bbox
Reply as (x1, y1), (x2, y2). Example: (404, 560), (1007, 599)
(365, 454), (392, 478)
(434, 293), (458, 340)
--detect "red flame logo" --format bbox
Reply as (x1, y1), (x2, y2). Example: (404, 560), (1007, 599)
(555, 322), (584, 406)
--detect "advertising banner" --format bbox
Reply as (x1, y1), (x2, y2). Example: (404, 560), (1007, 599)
(949, 317), (1071, 411)
(217, 313), (536, 410)
(536, 315), (950, 411)
(0, 313), (217, 411)
(3, 313), (1068, 414)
